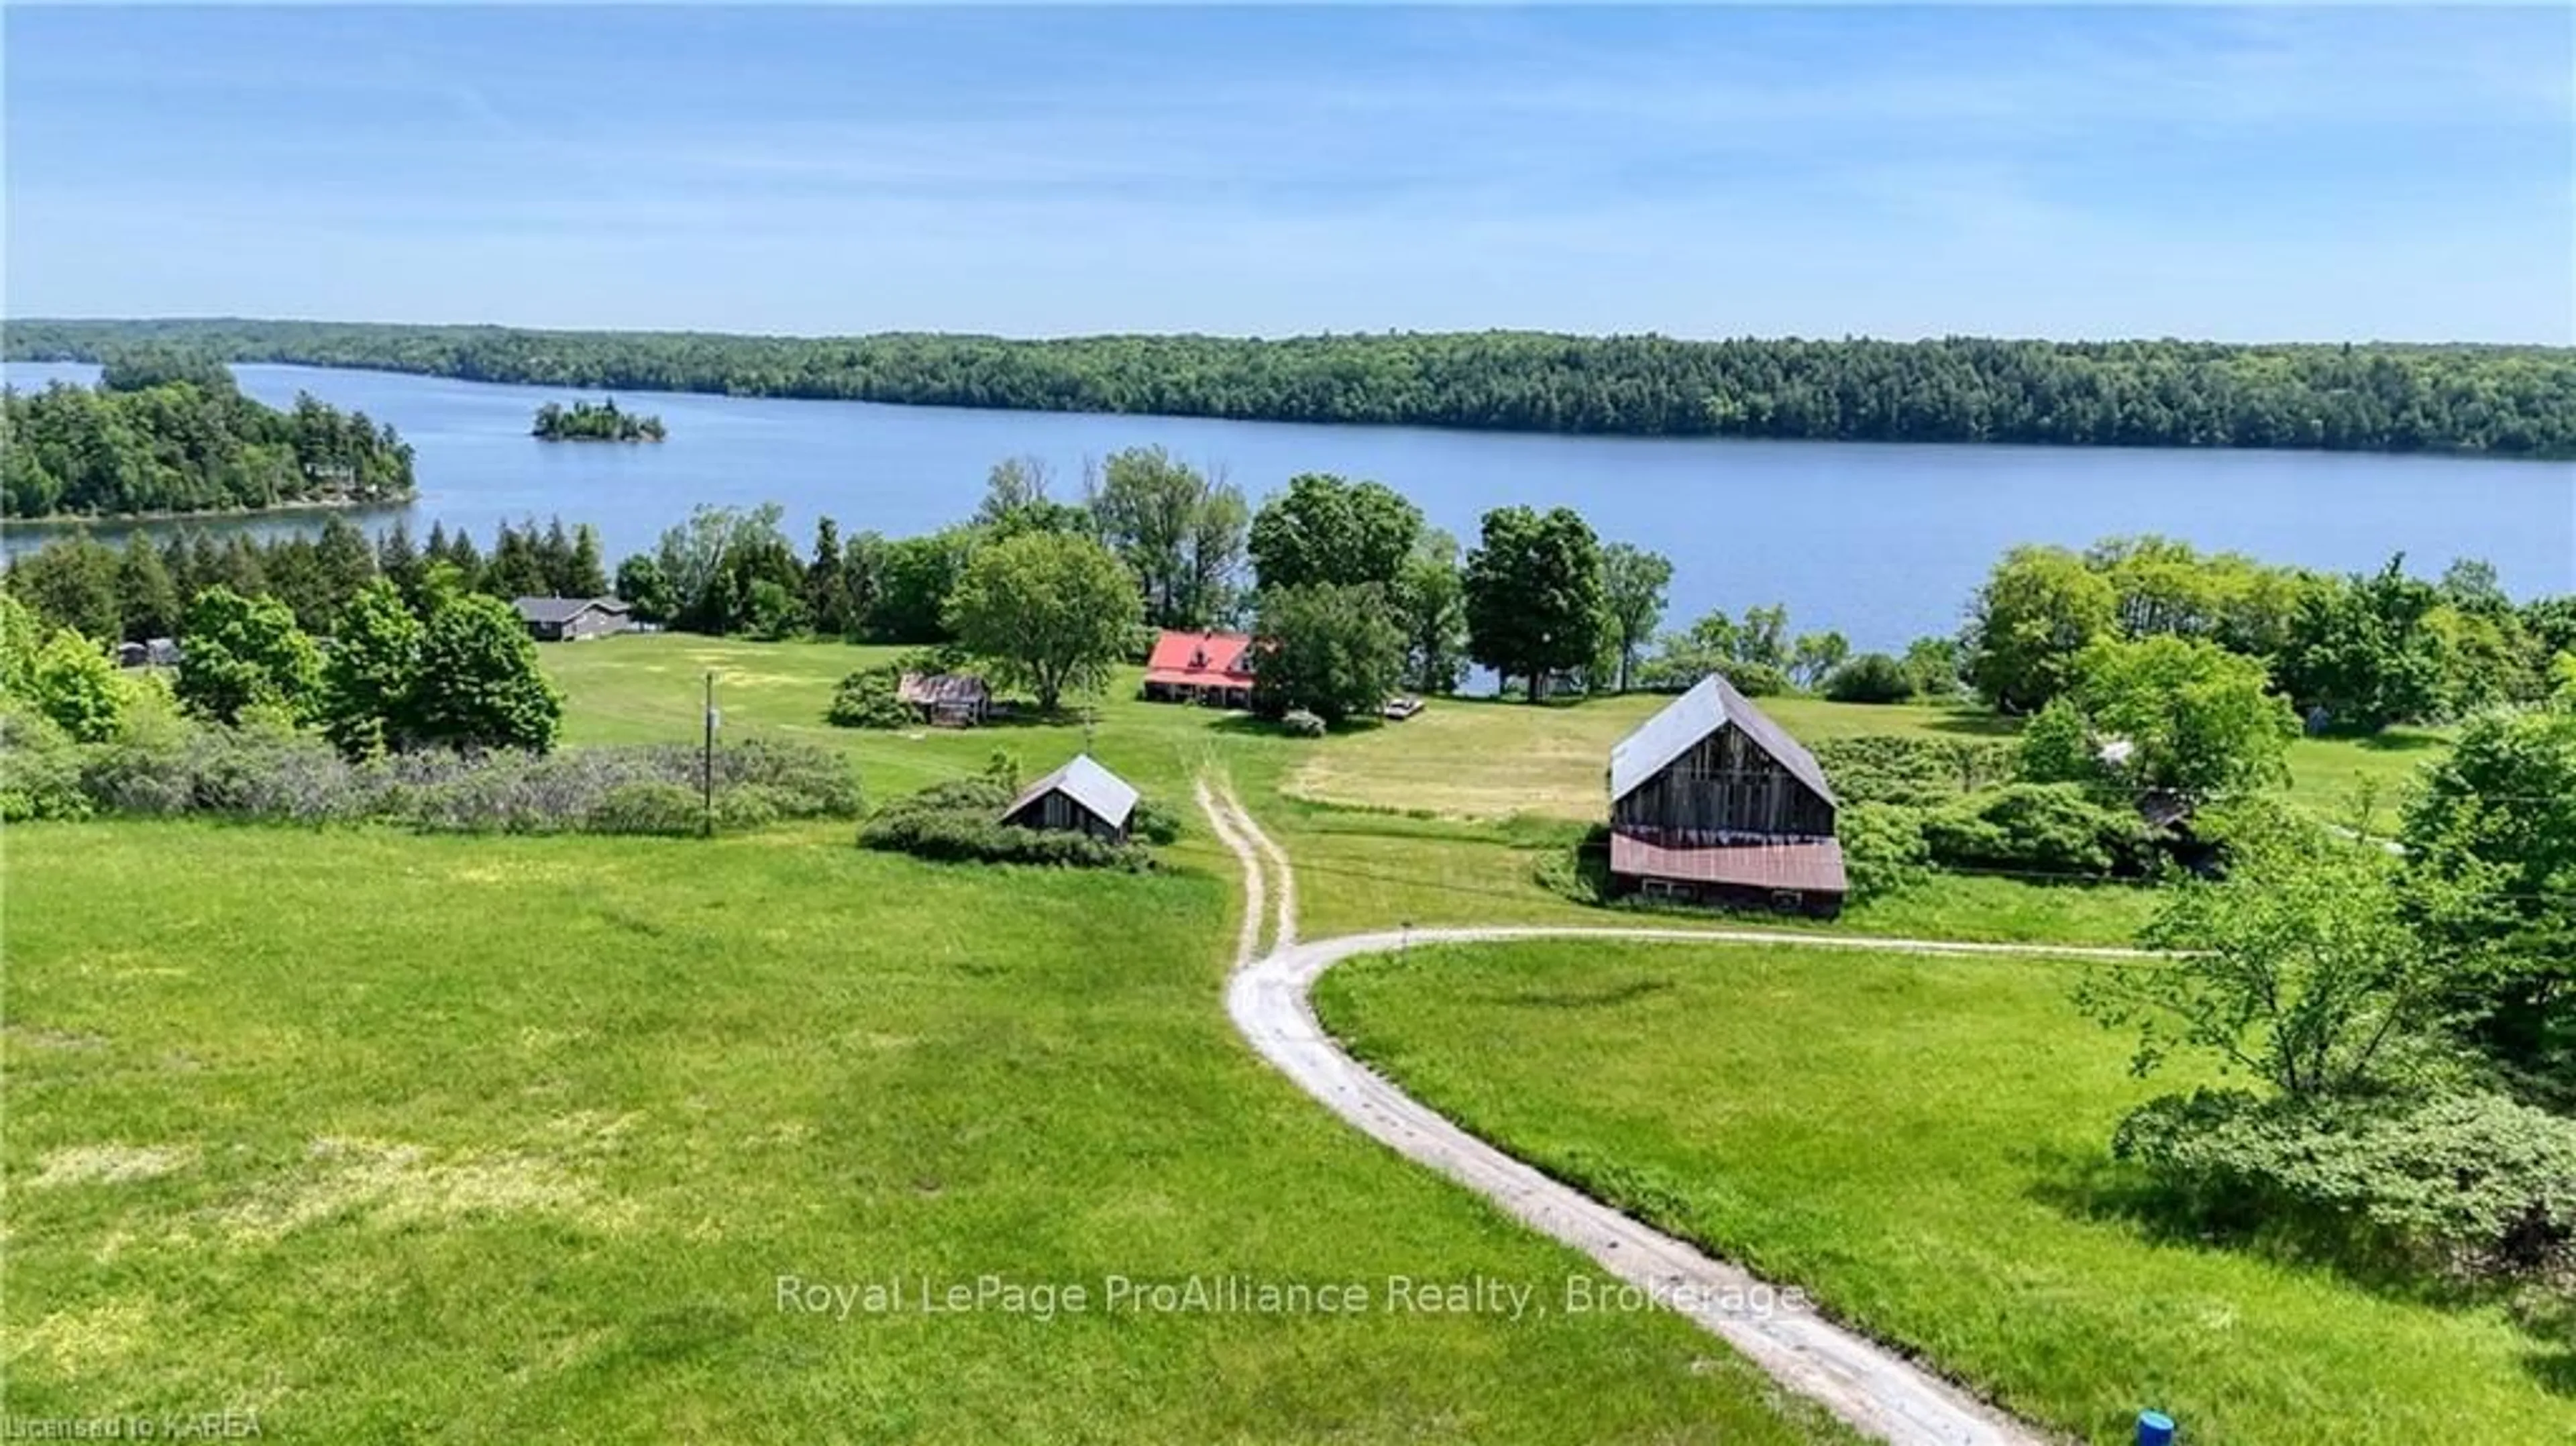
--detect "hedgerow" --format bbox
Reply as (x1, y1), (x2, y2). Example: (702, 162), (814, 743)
(7, 708), (861, 834)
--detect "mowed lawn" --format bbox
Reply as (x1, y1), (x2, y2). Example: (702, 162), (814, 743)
(5, 824), (1862, 1444)
(1287, 693), (2011, 822)
(1314, 938), (2576, 1446)
(1289, 687), (2443, 834)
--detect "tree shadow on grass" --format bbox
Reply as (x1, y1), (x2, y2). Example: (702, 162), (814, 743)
(2024, 1143), (2508, 1312)
(1497, 975), (1677, 1011)
(2513, 1292), (2576, 1398)
(2315, 726), (2449, 754)
(2031, 1144), (2576, 1396)
(1913, 711), (2022, 738)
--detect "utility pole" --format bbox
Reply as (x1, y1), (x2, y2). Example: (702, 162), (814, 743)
(702, 670), (718, 838)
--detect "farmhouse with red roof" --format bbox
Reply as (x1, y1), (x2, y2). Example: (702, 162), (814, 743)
(1142, 629), (1258, 710)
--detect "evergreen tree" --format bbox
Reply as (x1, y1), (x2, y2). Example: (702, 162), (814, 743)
(313, 515), (378, 625)
(806, 516), (851, 637)
(565, 522), (609, 597)
(376, 518), (426, 609)
(8, 532), (121, 641)
(115, 533), (180, 642)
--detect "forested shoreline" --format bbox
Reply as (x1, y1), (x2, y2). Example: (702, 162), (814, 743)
(12, 318), (2573, 456)
(1, 351), (415, 520)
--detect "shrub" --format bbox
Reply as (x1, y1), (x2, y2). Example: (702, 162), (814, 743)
(586, 780), (706, 836)
(1713, 661), (1789, 698)
(706, 737), (864, 818)
(1812, 735), (2015, 807)
(826, 667), (910, 729)
(1823, 653), (1915, 704)
(905, 776), (1016, 814)
(1534, 824), (1613, 905)
(1839, 801), (1930, 901)
(1130, 797), (1184, 846)
(2016, 696), (2105, 787)
(58, 716), (859, 834)
(0, 704), (93, 821)
(186, 726), (382, 822)
(714, 783), (788, 831)
(1920, 783), (2150, 877)
(1281, 708), (1327, 738)
(2115, 1088), (2576, 1280)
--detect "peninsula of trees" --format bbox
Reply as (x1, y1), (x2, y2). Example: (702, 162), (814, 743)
(532, 397), (665, 442)
(1, 349), (415, 520)
(12, 318), (2572, 457)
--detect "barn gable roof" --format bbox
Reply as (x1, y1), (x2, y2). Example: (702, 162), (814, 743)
(1005, 753), (1140, 829)
(1609, 674), (1837, 808)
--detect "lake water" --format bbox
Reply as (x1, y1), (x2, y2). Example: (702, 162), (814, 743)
(8, 361), (2571, 651)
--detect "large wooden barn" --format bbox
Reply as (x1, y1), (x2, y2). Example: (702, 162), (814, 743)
(999, 754), (1140, 844)
(1606, 675), (1847, 917)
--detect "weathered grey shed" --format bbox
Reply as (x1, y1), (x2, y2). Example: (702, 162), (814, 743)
(1000, 754), (1140, 844)
(898, 671), (991, 726)
(1607, 674), (1847, 916)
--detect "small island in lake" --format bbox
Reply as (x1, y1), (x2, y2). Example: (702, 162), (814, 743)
(532, 398), (665, 443)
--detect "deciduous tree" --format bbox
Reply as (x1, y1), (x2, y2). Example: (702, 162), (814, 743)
(319, 578), (425, 759)
(411, 592), (562, 753)
(1391, 530), (1468, 694)
(946, 532), (1141, 712)
(1597, 543), (1672, 693)
(1464, 505), (1603, 702)
(1087, 447), (1245, 628)
(2277, 557), (2447, 732)
(1250, 583), (1405, 726)
(2081, 805), (2435, 1101)
(2071, 634), (2297, 799)
(174, 586), (320, 724)
(1964, 545), (2117, 712)
(1246, 474), (1423, 593)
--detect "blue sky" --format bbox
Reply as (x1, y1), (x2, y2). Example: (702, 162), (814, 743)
(6, 5), (2569, 341)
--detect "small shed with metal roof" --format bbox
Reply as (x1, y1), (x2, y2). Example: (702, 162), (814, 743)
(1000, 754), (1141, 844)
(1606, 674), (1847, 917)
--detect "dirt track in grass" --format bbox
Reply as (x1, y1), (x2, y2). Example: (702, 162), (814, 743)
(1196, 777), (2165, 1446)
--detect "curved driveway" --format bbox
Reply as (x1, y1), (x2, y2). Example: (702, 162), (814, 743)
(1197, 781), (2097, 1446)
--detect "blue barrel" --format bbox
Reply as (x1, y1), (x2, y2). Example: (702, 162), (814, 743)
(2137, 1410), (2176, 1446)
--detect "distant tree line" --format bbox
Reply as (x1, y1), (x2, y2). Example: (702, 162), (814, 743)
(13, 319), (2573, 456)
(1, 347), (415, 518)
(532, 397), (665, 442)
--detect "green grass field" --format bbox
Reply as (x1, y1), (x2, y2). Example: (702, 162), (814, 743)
(1287, 681), (2439, 834)
(2, 636), (2483, 1438)
(543, 636), (2165, 944)
(5, 824), (1864, 1443)
(1314, 937), (2576, 1446)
